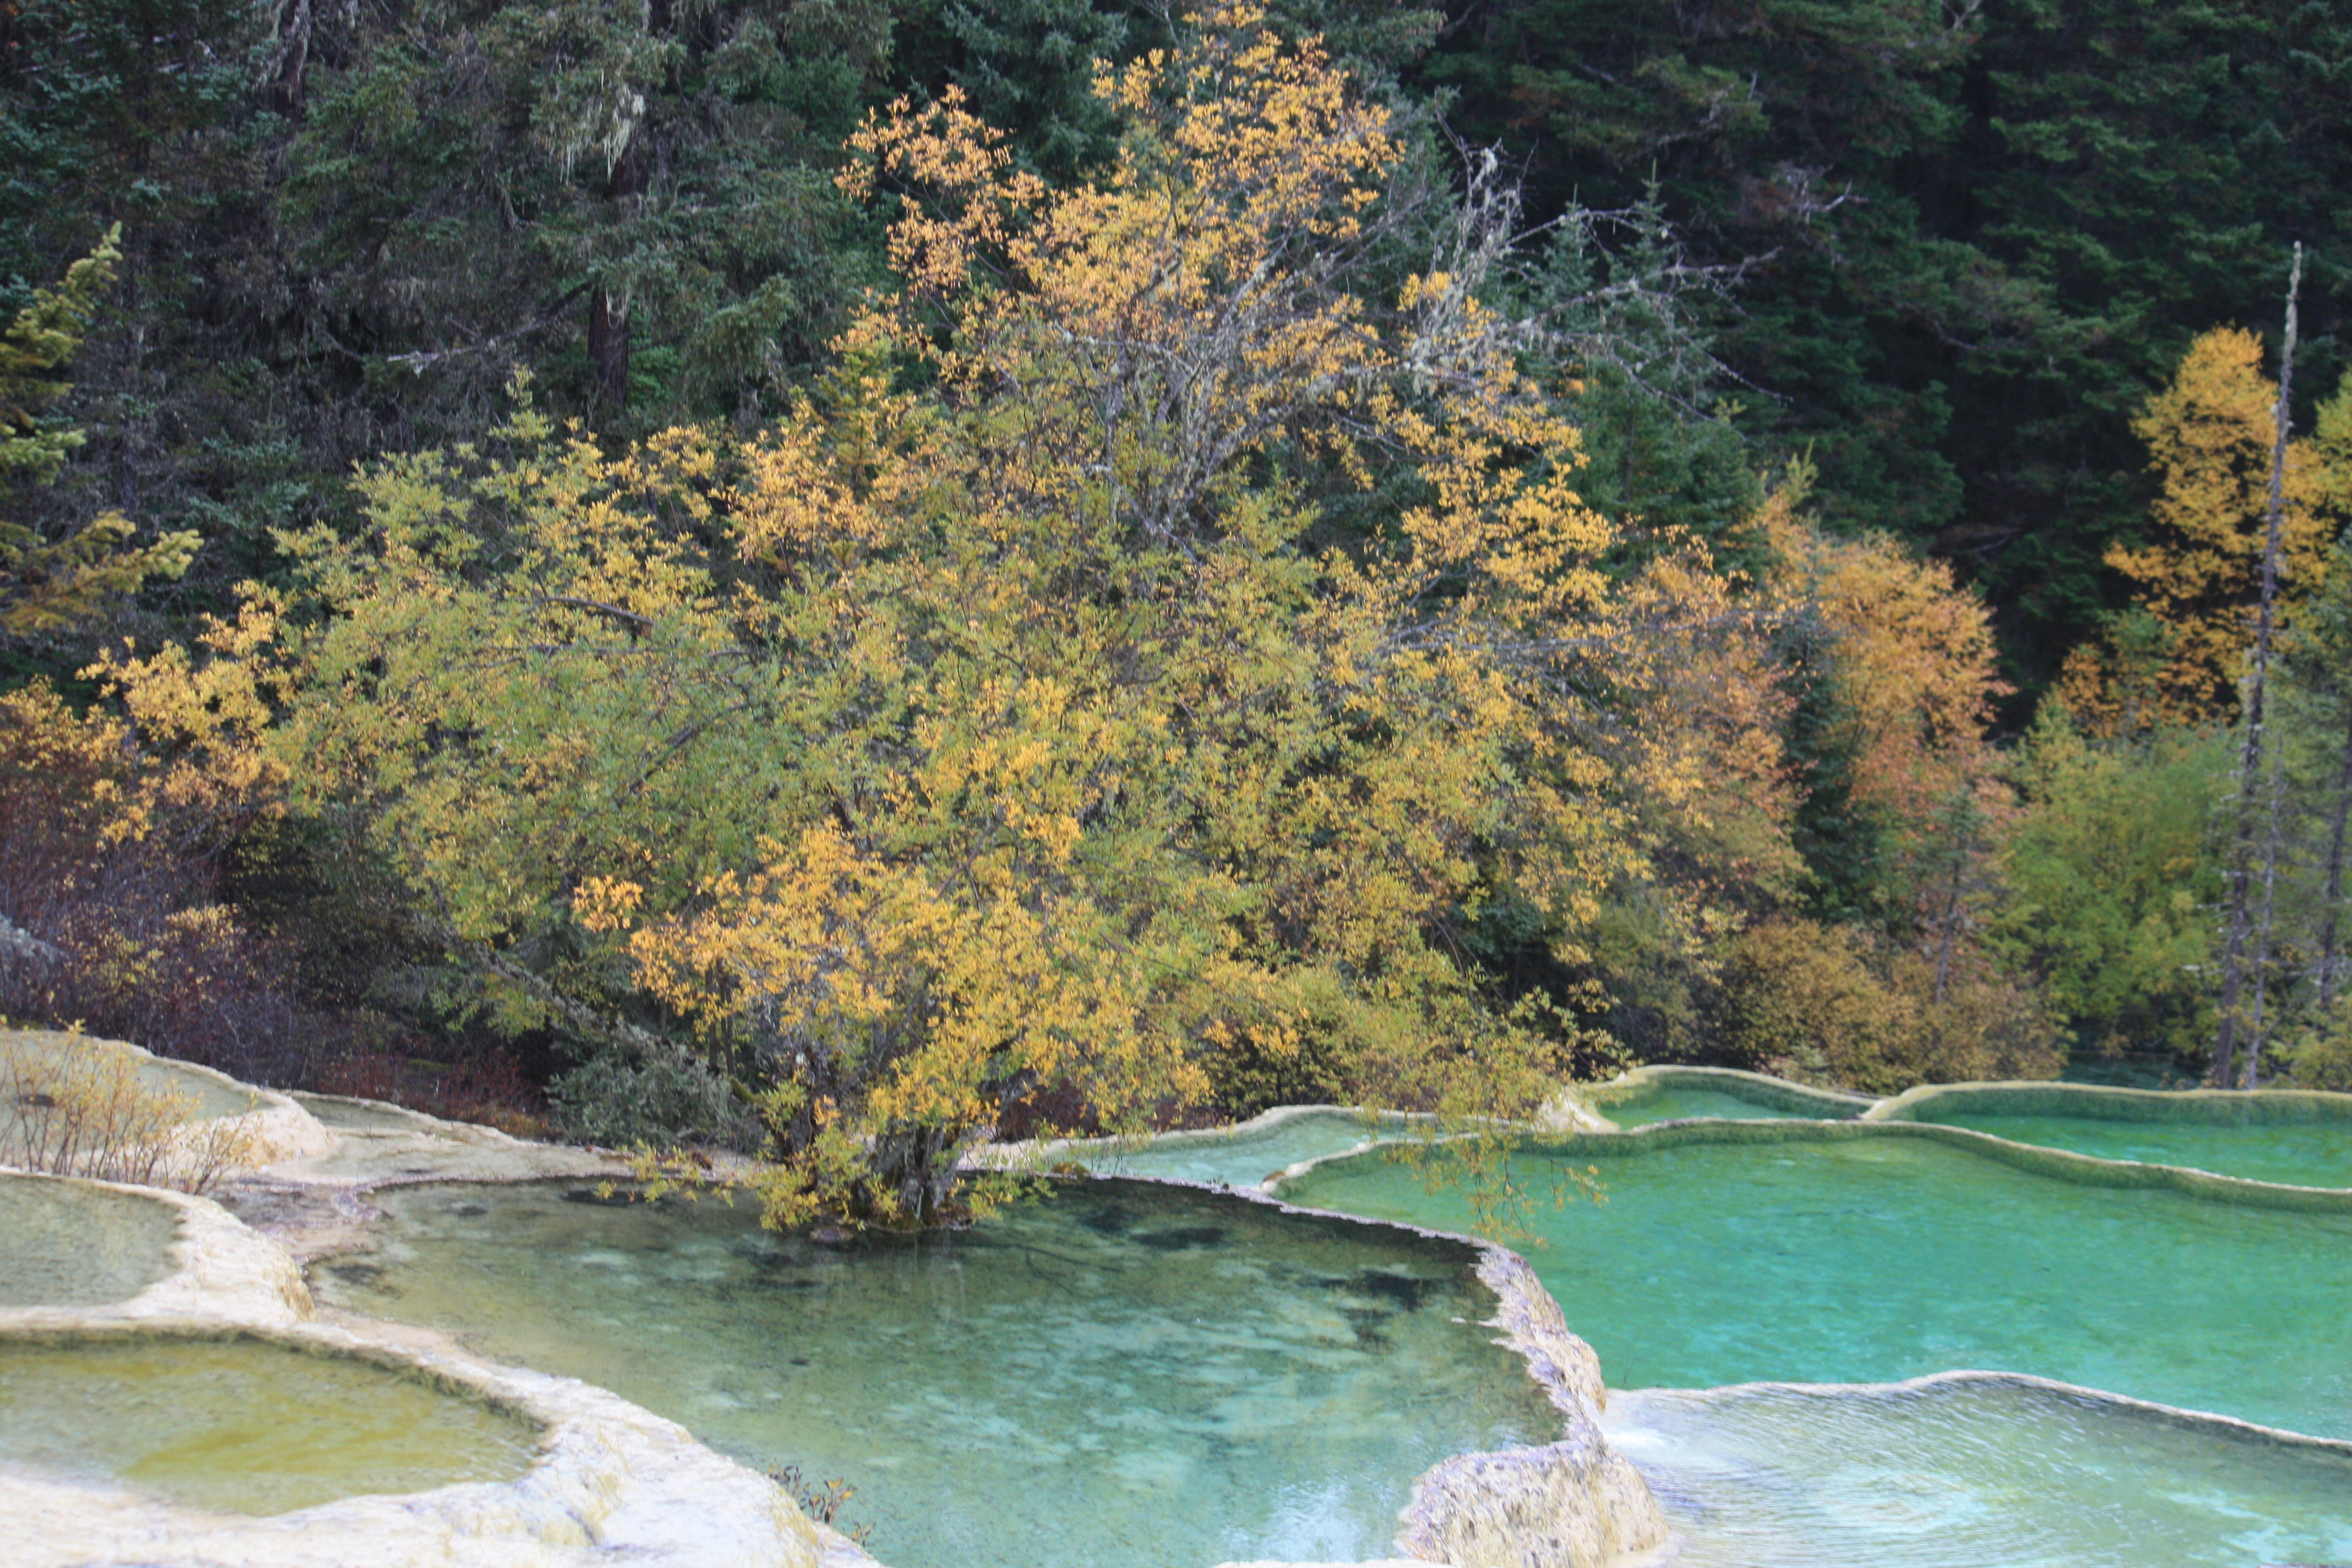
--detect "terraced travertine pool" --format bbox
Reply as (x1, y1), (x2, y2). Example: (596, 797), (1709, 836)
(1061, 1109), (1415, 1186)
(1586, 1069), (1872, 1130)
(315, 1177), (1556, 1568)
(1280, 1130), (2352, 1438)
(108, 1066), (2298, 1568)
(1601, 1377), (2352, 1568)
(1598, 1086), (1824, 1127)
(0, 1177), (182, 1308)
(1916, 1109), (2352, 1188)
(0, 1332), (540, 1514)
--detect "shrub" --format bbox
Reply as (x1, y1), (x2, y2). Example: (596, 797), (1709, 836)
(547, 1042), (755, 1149)
(1, 1027), (255, 1193)
(1721, 918), (2061, 1095)
(2279, 1006), (2352, 1093)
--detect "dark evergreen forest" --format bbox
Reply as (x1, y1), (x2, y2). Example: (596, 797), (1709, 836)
(6, 0), (2351, 1162)
(11, 0), (2349, 687)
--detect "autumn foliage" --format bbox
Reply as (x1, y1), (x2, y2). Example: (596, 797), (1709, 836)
(83, 5), (1803, 1224)
(21, 2), (2220, 1212)
(2062, 328), (2352, 731)
(0, 676), (291, 1080)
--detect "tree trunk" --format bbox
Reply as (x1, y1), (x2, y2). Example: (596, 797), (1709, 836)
(1931, 788), (1972, 1007)
(587, 287), (630, 413)
(2215, 243), (2301, 1087)
(587, 130), (649, 413)
(2245, 718), (2291, 1087)
(266, 0), (312, 118)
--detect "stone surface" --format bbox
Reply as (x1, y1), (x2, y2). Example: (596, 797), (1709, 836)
(1391, 1249), (1668, 1568)
(1, 1074), (827, 1568)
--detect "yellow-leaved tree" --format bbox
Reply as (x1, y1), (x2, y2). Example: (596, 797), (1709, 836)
(1725, 476), (2061, 1092)
(115, 4), (1777, 1226)
(2061, 327), (2352, 731)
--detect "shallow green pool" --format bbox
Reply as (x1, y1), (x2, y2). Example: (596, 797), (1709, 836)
(1600, 1087), (1825, 1128)
(1603, 1378), (2352, 1568)
(315, 1178), (1556, 1568)
(1281, 1133), (2352, 1438)
(1923, 1111), (2352, 1189)
(1069, 1109), (1415, 1186)
(0, 1333), (540, 1514)
(1588, 1070), (1871, 1129)
(0, 1176), (181, 1307)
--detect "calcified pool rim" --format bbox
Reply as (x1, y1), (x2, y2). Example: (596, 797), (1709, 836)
(1236, 1081), (2352, 1207)
(1011, 1103), (1439, 1190)
(308, 1081), (2348, 1565)
(1240, 1106), (2352, 1564)
(318, 1167), (1675, 1568)
(0, 1313), (841, 1568)
(0, 1181), (846, 1567)
(1617, 1363), (2352, 1457)
(1115, 1169), (1675, 1566)
(1869, 1077), (2352, 1129)
(1594, 1367), (2352, 1568)
(1562, 1103), (2352, 1208)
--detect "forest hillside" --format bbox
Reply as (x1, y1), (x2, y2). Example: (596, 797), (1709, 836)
(4, 0), (2348, 1219)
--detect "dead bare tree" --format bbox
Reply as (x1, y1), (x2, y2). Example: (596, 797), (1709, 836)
(2214, 242), (2301, 1088)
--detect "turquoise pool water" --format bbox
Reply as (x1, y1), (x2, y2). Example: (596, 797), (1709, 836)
(1068, 1110), (1415, 1186)
(315, 1178), (1556, 1568)
(1599, 1087), (1828, 1128)
(1923, 1111), (2352, 1189)
(1603, 1378), (2352, 1568)
(1281, 1134), (2352, 1439)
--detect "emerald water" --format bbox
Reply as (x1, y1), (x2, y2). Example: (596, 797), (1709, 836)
(315, 1178), (1558, 1568)
(1280, 1133), (2352, 1438)
(1068, 1110), (1415, 1186)
(1599, 1087), (1824, 1128)
(0, 1177), (180, 1307)
(0, 1333), (540, 1514)
(1587, 1069), (1871, 1129)
(1603, 1378), (2352, 1568)
(1923, 1110), (2352, 1189)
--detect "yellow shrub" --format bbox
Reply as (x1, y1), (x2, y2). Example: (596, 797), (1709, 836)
(0, 1028), (254, 1193)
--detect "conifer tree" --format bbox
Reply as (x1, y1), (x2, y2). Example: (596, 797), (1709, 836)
(1, 228), (197, 636)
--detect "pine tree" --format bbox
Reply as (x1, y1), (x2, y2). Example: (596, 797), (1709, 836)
(1, 228), (197, 636)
